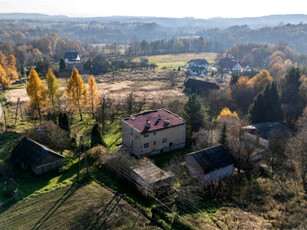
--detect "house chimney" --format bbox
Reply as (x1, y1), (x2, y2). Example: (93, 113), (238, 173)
(145, 119), (151, 128)
(157, 114), (161, 121)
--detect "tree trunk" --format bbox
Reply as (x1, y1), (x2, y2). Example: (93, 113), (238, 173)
(79, 106), (83, 121)
(38, 105), (42, 124)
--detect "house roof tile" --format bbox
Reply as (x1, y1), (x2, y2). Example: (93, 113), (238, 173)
(123, 109), (185, 133)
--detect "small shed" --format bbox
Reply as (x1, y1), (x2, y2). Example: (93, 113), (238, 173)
(10, 137), (64, 175)
(131, 161), (174, 196)
(185, 145), (234, 184)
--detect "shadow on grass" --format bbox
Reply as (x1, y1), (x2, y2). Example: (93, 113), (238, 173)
(31, 183), (82, 230)
(107, 135), (122, 149)
(69, 192), (124, 230)
(92, 170), (154, 208)
(57, 160), (79, 183)
(0, 168), (60, 214)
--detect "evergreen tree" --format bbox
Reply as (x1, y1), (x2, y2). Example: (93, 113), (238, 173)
(58, 112), (71, 135)
(91, 124), (106, 147)
(59, 59), (66, 73)
(249, 83), (282, 123)
(220, 123), (227, 145)
(230, 73), (240, 85)
(280, 67), (305, 124)
(183, 94), (207, 133)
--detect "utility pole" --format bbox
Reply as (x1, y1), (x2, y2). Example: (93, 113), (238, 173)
(0, 99), (7, 132)
(14, 98), (23, 124)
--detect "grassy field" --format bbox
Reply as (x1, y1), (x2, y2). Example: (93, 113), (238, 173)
(137, 53), (218, 71)
(0, 181), (159, 230)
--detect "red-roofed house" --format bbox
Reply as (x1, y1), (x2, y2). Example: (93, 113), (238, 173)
(122, 109), (186, 158)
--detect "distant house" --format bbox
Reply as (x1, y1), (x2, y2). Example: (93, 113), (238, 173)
(237, 123), (291, 164)
(187, 59), (209, 77)
(185, 145), (234, 184)
(131, 161), (174, 196)
(64, 52), (81, 62)
(218, 56), (242, 74)
(184, 78), (219, 96)
(64, 52), (83, 72)
(10, 137), (64, 175)
(122, 109), (186, 158)
(242, 122), (291, 140)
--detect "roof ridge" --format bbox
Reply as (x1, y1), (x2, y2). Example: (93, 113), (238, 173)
(24, 137), (63, 158)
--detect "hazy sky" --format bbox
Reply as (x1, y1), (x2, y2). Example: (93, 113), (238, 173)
(0, 0), (306, 18)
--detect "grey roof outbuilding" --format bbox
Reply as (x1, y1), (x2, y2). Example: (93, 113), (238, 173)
(10, 137), (63, 175)
(186, 145), (234, 174)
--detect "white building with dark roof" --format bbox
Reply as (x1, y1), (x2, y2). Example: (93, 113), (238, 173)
(218, 56), (242, 74)
(64, 52), (83, 72)
(187, 59), (209, 77)
(122, 109), (186, 158)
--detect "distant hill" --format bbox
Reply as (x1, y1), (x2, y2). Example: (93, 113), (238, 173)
(0, 13), (306, 29)
(1, 13), (307, 54)
(72, 14), (307, 29)
(0, 13), (68, 20)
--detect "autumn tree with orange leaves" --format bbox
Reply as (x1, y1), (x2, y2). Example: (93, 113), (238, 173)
(0, 52), (19, 88)
(87, 75), (99, 117)
(26, 68), (47, 122)
(66, 67), (86, 121)
(0, 64), (11, 89)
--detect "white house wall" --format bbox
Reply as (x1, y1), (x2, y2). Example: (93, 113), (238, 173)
(122, 121), (186, 157)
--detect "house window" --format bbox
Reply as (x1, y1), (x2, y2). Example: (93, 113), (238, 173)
(153, 141), (156, 145)
(130, 128), (133, 135)
(162, 138), (167, 143)
(153, 131), (156, 135)
(144, 143), (149, 148)
(130, 139), (133, 148)
(144, 133), (149, 137)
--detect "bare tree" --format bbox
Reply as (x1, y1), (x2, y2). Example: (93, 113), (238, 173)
(96, 95), (111, 134)
(125, 91), (136, 116)
(135, 94), (147, 113)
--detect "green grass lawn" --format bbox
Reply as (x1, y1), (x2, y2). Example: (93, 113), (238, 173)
(0, 181), (159, 229)
(150, 146), (193, 168)
(136, 53), (218, 71)
(70, 114), (122, 150)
